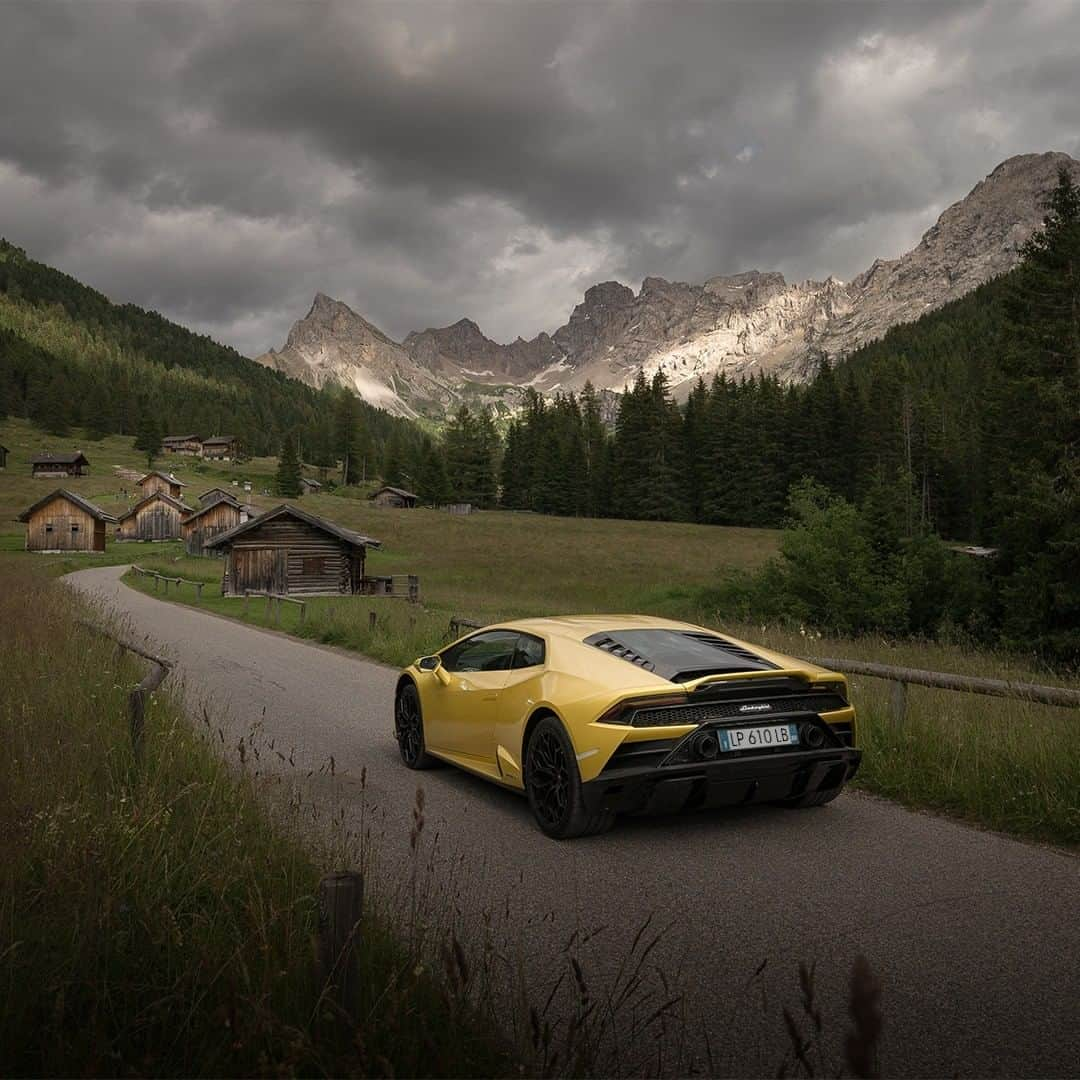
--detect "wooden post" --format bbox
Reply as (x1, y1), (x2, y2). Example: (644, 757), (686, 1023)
(163, 577), (169, 595)
(890, 681), (908, 732)
(368, 610), (376, 632)
(195, 582), (203, 604)
(274, 597), (281, 628)
(244, 590), (250, 617)
(299, 601), (306, 626)
(153, 574), (159, 592)
(408, 575), (419, 604)
(317, 872), (364, 1019)
(265, 594), (272, 621)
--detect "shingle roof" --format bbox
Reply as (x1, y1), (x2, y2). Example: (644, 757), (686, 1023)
(203, 503), (381, 551)
(18, 488), (117, 523)
(31, 451), (89, 466)
(181, 499), (244, 525)
(163, 434), (201, 442)
(116, 490), (195, 522)
(371, 485), (418, 500)
(202, 435), (237, 445)
(139, 470), (188, 487)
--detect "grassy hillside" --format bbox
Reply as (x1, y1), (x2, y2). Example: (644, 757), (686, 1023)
(0, 239), (417, 459)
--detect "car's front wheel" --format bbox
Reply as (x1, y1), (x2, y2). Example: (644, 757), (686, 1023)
(395, 683), (438, 769)
(524, 715), (614, 839)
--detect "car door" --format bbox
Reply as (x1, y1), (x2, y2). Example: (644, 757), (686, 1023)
(433, 630), (520, 761)
(494, 633), (548, 781)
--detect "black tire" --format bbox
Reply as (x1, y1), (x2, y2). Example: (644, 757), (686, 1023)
(395, 683), (438, 769)
(783, 785), (843, 809)
(524, 715), (615, 839)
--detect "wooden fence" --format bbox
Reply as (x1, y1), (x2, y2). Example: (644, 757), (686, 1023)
(360, 574), (420, 603)
(446, 613), (1080, 726)
(131, 564), (206, 603)
(244, 589), (307, 627)
(77, 618), (171, 758)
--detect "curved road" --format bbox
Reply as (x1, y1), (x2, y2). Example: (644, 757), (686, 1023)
(68, 566), (1079, 1078)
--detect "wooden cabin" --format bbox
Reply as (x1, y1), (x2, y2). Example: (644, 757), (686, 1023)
(202, 435), (240, 461)
(204, 504), (380, 597)
(115, 491), (193, 541)
(300, 477), (323, 494)
(139, 470), (187, 500)
(370, 484), (418, 509)
(31, 451), (89, 478)
(198, 487), (235, 507)
(0, 443), (8, 469)
(162, 434), (203, 456)
(18, 489), (116, 553)
(181, 497), (254, 556)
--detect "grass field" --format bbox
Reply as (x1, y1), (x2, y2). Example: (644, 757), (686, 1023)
(0, 552), (513, 1076)
(3, 419), (1078, 846)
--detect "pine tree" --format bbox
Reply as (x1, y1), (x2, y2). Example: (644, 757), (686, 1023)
(134, 410), (161, 468)
(275, 435), (303, 497)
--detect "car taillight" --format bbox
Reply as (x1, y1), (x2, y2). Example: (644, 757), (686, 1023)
(594, 694), (688, 725)
(814, 680), (848, 704)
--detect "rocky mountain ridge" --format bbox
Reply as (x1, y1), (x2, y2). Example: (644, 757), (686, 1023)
(255, 151), (1080, 416)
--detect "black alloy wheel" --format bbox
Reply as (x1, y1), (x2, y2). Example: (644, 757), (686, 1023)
(524, 715), (614, 839)
(395, 683), (437, 769)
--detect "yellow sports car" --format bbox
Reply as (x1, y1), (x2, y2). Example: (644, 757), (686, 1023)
(395, 615), (861, 838)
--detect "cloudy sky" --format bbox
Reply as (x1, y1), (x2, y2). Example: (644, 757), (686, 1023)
(2, 1), (1079, 355)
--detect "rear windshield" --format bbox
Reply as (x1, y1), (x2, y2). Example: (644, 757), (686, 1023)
(585, 629), (776, 682)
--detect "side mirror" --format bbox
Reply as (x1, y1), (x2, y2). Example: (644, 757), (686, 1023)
(418, 655), (452, 685)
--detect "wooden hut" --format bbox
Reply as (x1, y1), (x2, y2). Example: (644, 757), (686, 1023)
(18, 489), (116, 553)
(181, 498), (255, 556)
(198, 486), (235, 507)
(138, 470), (187, 500)
(204, 504), (380, 597)
(370, 485), (418, 509)
(115, 491), (193, 541)
(202, 435), (240, 461)
(31, 451), (89, 478)
(300, 477), (323, 494)
(0, 443), (8, 469)
(162, 434), (203, 456)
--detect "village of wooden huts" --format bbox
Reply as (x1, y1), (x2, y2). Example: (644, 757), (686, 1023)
(31, 451), (90, 478)
(204, 504), (380, 596)
(18, 490), (117, 553)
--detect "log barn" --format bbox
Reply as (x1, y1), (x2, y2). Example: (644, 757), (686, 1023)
(197, 487), (235, 507)
(370, 484), (418, 508)
(201, 435), (240, 460)
(18, 489), (116, 553)
(31, 451), (89, 478)
(138, 470), (187, 500)
(181, 497), (255, 556)
(204, 504), (381, 596)
(115, 491), (193, 541)
(162, 434), (203, 456)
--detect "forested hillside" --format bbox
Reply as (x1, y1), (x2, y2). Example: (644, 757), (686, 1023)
(0, 240), (413, 460)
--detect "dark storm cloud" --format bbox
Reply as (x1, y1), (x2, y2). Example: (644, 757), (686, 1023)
(2, 0), (1080, 354)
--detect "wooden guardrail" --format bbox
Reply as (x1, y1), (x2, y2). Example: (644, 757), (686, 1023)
(446, 613), (1080, 728)
(243, 590), (307, 627)
(807, 656), (1080, 728)
(77, 618), (171, 758)
(361, 574), (420, 603)
(131, 564), (205, 603)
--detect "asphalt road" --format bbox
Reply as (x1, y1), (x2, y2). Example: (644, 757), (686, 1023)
(67, 566), (1080, 1078)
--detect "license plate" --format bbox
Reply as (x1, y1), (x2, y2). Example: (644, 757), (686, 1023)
(718, 723), (799, 752)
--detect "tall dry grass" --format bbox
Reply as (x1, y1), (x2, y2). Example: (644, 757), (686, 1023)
(0, 556), (511, 1076)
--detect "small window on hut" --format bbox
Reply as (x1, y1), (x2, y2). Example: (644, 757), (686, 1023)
(45, 521), (54, 533)
(302, 556), (325, 576)
(71, 523), (80, 534)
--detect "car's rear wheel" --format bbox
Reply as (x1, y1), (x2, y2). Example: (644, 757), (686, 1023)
(395, 683), (437, 769)
(524, 716), (614, 839)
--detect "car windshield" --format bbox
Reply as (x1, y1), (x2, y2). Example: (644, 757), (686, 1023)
(442, 630), (520, 672)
